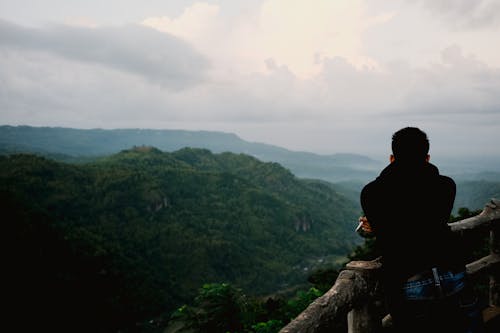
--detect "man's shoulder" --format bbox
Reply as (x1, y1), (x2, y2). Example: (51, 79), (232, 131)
(429, 162), (455, 186)
(361, 178), (382, 197)
(438, 174), (455, 186)
(437, 174), (456, 188)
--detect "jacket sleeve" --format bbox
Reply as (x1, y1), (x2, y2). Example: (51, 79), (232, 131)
(440, 176), (456, 222)
(359, 182), (377, 238)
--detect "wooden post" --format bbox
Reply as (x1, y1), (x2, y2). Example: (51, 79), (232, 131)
(347, 303), (379, 333)
(345, 259), (382, 333)
(279, 269), (368, 333)
(490, 224), (500, 306)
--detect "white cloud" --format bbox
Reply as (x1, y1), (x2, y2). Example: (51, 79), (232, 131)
(143, 0), (392, 78)
(142, 3), (219, 45)
(0, 19), (208, 89)
(63, 17), (99, 28)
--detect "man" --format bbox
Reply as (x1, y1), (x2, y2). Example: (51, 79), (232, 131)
(359, 127), (484, 332)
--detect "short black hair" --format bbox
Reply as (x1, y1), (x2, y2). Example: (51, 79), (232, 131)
(391, 127), (429, 162)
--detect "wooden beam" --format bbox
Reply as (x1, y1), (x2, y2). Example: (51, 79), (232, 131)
(466, 254), (500, 276)
(449, 198), (500, 232)
(279, 270), (368, 333)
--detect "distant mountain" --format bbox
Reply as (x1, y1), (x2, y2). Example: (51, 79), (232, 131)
(451, 171), (500, 183)
(2, 125), (497, 213)
(0, 125), (383, 182)
(454, 180), (500, 213)
(2, 148), (360, 331)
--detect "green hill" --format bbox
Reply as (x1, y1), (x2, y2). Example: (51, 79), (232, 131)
(454, 180), (500, 213)
(2, 147), (359, 332)
(0, 125), (383, 182)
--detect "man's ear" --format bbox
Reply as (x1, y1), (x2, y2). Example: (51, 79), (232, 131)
(390, 154), (395, 163)
(425, 154), (430, 162)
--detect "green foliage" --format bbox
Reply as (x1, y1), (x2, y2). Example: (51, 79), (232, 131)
(284, 287), (323, 320)
(307, 267), (341, 293)
(251, 320), (284, 333)
(1, 148), (359, 332)
(347, 237), (379, 262)
(193, 283), (247, 333)
(166, 282), (324, 333)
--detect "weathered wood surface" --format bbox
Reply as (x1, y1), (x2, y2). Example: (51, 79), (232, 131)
(279, 270), (367, 333)
(490, 211), (500, 306)
(346, 259), (382, 333)
(345, 258), (382, 272)
(466, 254), (500, 276)
(449, 198), (500, 306)
(449, 198), (500, 231)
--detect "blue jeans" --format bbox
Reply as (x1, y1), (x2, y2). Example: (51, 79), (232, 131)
(390, 269), (485, 333)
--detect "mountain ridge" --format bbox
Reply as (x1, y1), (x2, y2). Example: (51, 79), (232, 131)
(0, 125), (383, 182)
(1, 147), (361, 331)
(2, 125), (499, 213)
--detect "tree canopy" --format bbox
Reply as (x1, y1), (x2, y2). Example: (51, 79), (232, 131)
(2, 147), (360, 331)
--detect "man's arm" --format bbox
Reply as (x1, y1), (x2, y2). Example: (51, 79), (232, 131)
(357, 215), (375, 238)
(359, 182), (377, 238)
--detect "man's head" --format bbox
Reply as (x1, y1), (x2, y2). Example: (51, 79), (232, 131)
(390, 127), (430, 163)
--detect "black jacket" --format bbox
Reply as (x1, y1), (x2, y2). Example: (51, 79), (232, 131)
(360, 161), (466, 286)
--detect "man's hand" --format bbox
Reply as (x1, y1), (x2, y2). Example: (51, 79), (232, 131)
(357, 216), (374, 238)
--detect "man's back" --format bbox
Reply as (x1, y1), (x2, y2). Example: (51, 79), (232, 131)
(360, 160), (463, 283)
(358, 127), (484, 332)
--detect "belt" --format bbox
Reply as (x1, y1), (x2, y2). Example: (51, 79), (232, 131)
(406, 267), (462, 282)
(407, 267), (445, 298)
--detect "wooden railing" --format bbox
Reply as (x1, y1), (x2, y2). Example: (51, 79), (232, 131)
(280, 198), (500, 333)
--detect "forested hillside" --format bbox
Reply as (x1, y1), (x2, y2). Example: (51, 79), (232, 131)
(2, 147), (359, 332)
(454, 180), (500, 213)
(0, 125), (383, 182)
(3, 125), (498, 211)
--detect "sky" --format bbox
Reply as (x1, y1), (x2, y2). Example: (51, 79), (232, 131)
(0, 0), (499, 159)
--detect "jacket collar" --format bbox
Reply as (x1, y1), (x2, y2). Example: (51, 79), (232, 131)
(378, 160), (439, 180)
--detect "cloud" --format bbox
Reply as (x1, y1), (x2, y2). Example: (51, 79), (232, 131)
(414, 0), (500, 29)
(142, 2), (256, 77)
(0, 19), (208, 88)
(142, 2), (219, 44)
(0, 2), (499, 158)
(402, 45), (500, 116)
(143, 0), (391, 79)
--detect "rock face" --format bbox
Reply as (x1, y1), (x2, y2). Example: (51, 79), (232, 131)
(294, 217), (312, 232)
(148, 196), (169, 212)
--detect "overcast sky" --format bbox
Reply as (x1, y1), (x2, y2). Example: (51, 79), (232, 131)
(1, 0), (499, 159)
